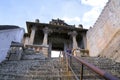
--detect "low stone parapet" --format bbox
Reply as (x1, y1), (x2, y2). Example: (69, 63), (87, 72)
(22, 53), (45, 60)
(25, 44), (49, 57)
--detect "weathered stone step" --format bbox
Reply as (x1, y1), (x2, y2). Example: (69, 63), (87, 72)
(0, 55), (120, 80)
(0, 73), (77, 80)
(22, 53), (46, 60)
(0, 74), (110, 80)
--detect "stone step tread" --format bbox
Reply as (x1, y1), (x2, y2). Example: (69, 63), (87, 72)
(0, 56), (120, 80)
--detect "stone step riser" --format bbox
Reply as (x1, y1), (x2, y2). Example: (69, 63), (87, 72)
(0, 55), (120, 80)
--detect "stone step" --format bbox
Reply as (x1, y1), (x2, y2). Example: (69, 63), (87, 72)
(0, 73), (77, 80)
(0, 73), (112, 80)
(22, 53), (46, 60)
(0, 54), (120, 80)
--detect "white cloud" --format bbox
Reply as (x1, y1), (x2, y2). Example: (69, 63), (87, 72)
(81, 0), (108, 28)
(81, 0), (108, 7)
(62, 17), (80, 23)
(82, 7), (100, 24)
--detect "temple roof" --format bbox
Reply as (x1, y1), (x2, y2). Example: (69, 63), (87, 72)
(26, 19), (88, 34)
(0, 25), (19, 30)
(49, 18), (75, 27)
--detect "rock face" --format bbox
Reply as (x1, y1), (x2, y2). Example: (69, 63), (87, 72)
(87, 0), (120, 62)
(0, 26), (24, 62)
(100, 30), (120, 62)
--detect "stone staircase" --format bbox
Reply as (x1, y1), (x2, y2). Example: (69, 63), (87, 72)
(0, 50), (120, 80)
(71, 56), (120, 80)
(0, 60), (65, 80)
(0, 51), (75, 80)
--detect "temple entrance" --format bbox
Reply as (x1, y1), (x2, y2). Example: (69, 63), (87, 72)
(24, 19), (88, 58)
(51, 42), (64, 57)
(51, 50), (61, 57)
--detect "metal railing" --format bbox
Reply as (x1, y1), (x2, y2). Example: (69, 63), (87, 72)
(62, 50), (119, 80)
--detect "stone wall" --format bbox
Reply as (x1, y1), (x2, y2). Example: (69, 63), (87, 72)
(0, 28), (24, 62)
(100, 30), (120, 62)
(87, 0), (120, 58)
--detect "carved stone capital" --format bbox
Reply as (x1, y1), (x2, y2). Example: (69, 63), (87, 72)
(32, 26), (37, 30)
(68, 31), (77, 37)
(43, 27), (52, 34)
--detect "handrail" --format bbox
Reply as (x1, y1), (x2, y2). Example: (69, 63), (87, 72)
(68, 62), (79, 80)
(64, 51), (79, 80)
(64, 52), (119, 80)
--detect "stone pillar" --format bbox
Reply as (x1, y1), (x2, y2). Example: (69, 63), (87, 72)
(24, 37), (29, 46)
(64, 42), (67, 52)
(42, 27), (52, 57)
(42, 27), (49, 46)
(29, 26), (36, 45)
(68, 31), (78, 49)
(82, 33), (87, 49)
(48, 42), (52, 58)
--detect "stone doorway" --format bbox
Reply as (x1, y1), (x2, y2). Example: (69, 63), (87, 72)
(51, 42), (64, 57)
(51, 50), (61, 57)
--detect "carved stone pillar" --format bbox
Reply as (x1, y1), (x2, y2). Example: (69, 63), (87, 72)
(68, 31), (78, 49)
(48, 42), (52, 58)
(24, 37), (29, 46)
(82, 33), (87, 49)
(64, 42), (67, 52)
(42, 27), (50, 46)
(42, 27), (52, 57)
(29, 26), (36, 45)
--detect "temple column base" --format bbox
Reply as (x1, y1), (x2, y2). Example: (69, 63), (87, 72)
(42, 47), (48, 57)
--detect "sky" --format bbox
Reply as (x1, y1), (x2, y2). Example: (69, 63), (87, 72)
(0, 0), (108, 32)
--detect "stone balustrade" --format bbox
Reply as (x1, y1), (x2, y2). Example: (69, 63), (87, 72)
(25, 44), (49, 57)
(25, 44), (48, 53)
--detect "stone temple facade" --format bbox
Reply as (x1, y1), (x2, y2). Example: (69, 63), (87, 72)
(0, 0), (120, 79)
(23, 19), (88, 58)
